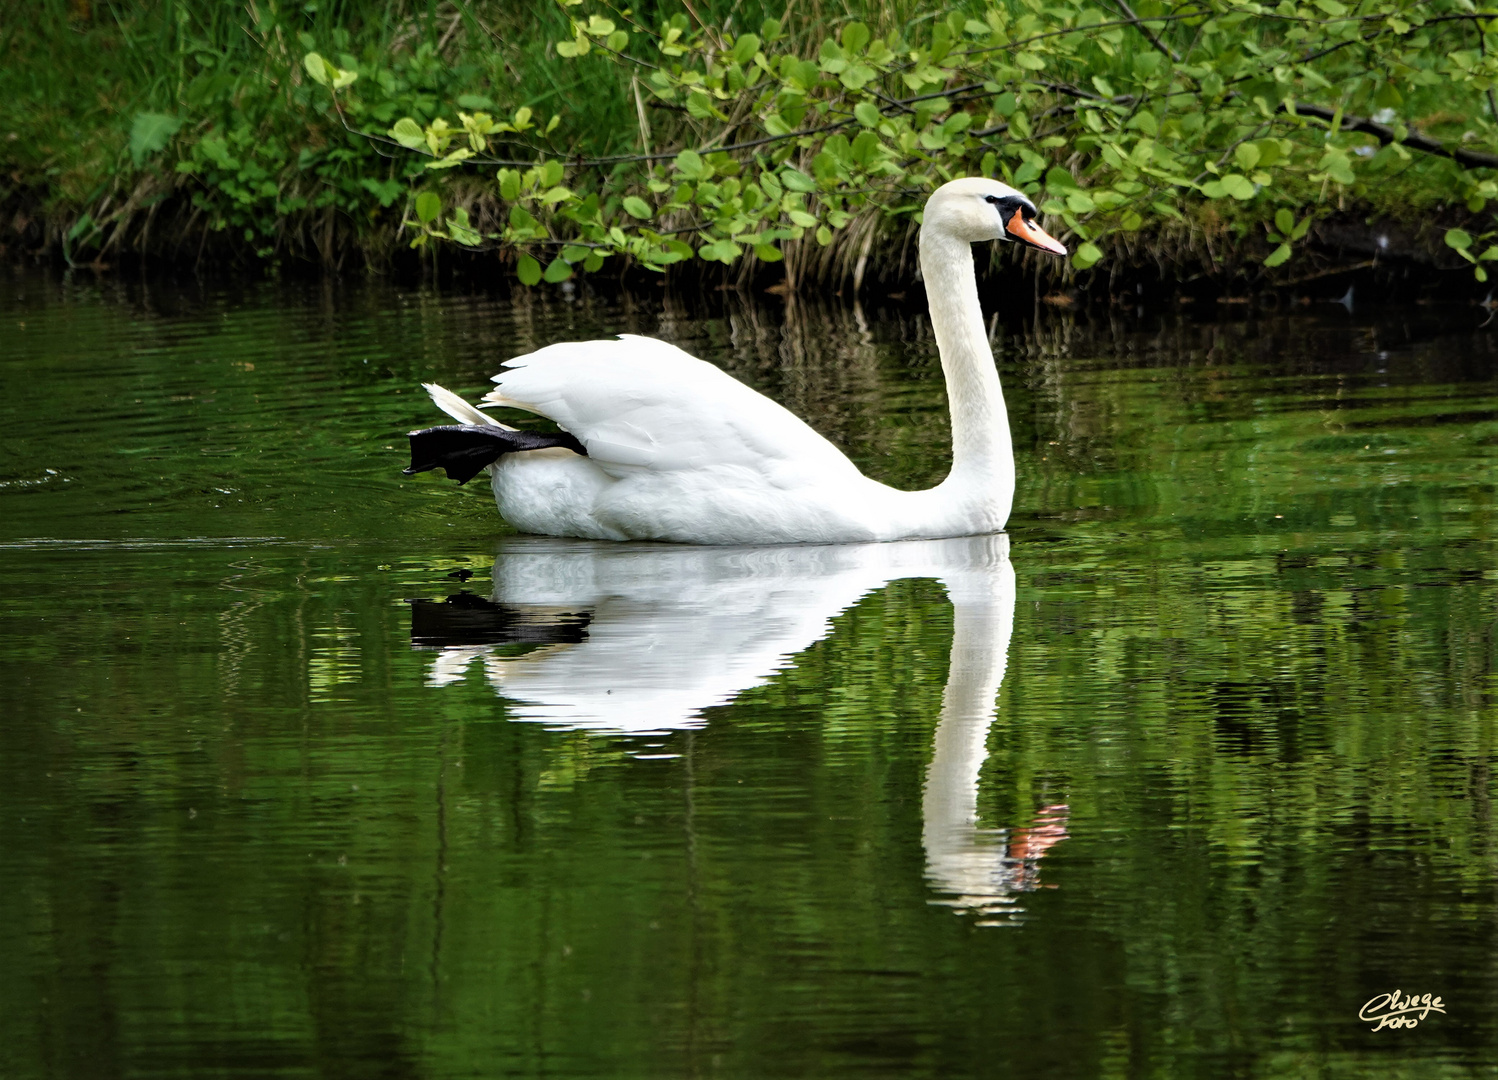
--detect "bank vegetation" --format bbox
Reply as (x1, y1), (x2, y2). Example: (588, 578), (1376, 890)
(4, 0), (1497, 295)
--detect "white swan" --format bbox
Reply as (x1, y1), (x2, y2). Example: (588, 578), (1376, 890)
(404, 177), (1066, 544)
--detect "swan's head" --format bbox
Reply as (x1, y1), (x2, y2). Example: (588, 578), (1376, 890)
(923, 177), (1067, 255)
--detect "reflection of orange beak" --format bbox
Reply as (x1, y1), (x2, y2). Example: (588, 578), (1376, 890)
(1006, 209), (1068, 256)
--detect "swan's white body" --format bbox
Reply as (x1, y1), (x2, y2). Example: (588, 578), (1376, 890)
(415, 178), (1062, 545)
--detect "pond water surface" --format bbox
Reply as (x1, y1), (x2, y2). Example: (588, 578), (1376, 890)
(1, 266), (1495, 1079)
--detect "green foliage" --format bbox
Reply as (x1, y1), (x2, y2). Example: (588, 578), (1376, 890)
(1, 0), (622, 263)
(128, 112), (182, 167)
(7, 0), (1497, 280)
(1444, 224), (1498, 281)
(1263, 207), (1312, 266)
(309, 0), (1498, 284)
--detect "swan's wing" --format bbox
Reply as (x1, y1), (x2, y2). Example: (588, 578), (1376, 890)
(480, 335), (861, 482)
(421, 382), (511, 429)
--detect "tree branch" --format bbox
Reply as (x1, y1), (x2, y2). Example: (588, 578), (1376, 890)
(1111, 0), (1180, 63)
(1286, 103), (1498, 170)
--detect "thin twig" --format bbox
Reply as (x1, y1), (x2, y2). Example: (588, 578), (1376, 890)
(1111, 0), (1179, 63)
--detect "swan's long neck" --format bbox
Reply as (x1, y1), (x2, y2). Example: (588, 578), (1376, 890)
(919, 228), (1014, 525)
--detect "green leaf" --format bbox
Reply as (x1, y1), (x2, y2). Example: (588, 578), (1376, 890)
(780, 168), (817, 192)
(542, 160), (564, 187)
(754, 243), (784, 262)
(1073, 242), (1103, 269)
(1445, 229), (1474, 250)
(1314, 0), (1346, 13)
(854, 102), (881, 128)
(687, 92), (718, 120)
(675, 149), (706, 179)
(447, 208), (481, 246)
(850, 131), (882, 166)
(303, 52), (330, 86)
(1318, 149), (1355, 186)
(516, 255), (542, 285)
(1263, 243), (1292, 267)
(731, 33), (760, 64)
(1044, 167), (1077, 193)
(390, 118), (426, 150)
(622, 196), (652, 219)
(498, 168), (521, 202)
(942, 112), (973, 136)
(1234, 143), (1261, 170)
(816, 225), (833, 246)
(415, 192), (441, 224)
(425, 148), (473, 170)
(606, 30), (629, 51)
(1274, 209), (1295, 235)
(583, 251), (606, 273)
(840, 21), (871, 55)
(1201, 174), (1255, 200)
(839, 62), (875, 90)
(1228, 174), (1257, 200)
(543, 257), (573, 283)
(128, 112), (182, 168)
(65, 214), (95, 243)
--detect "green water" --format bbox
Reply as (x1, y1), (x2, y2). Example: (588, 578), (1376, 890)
(1, 266), (1494, 1079)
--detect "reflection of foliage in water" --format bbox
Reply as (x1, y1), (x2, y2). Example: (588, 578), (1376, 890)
(0, 272), (1494, 1077)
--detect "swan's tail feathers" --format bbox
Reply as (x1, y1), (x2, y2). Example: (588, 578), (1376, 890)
(404, 424), (587, 485)
(422, 383), (513, 430)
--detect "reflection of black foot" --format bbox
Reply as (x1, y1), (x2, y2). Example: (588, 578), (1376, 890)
(446, 568), (474, 581)
(410, 592), (591, 648)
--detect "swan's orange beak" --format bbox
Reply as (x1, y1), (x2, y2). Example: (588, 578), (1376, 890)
(1006, 210), (1068, 256)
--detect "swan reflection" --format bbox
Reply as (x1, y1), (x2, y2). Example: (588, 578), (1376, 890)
(416, 534), (1067, 920)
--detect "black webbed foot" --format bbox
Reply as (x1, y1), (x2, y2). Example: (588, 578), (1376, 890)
(403, 424), (586, 484)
